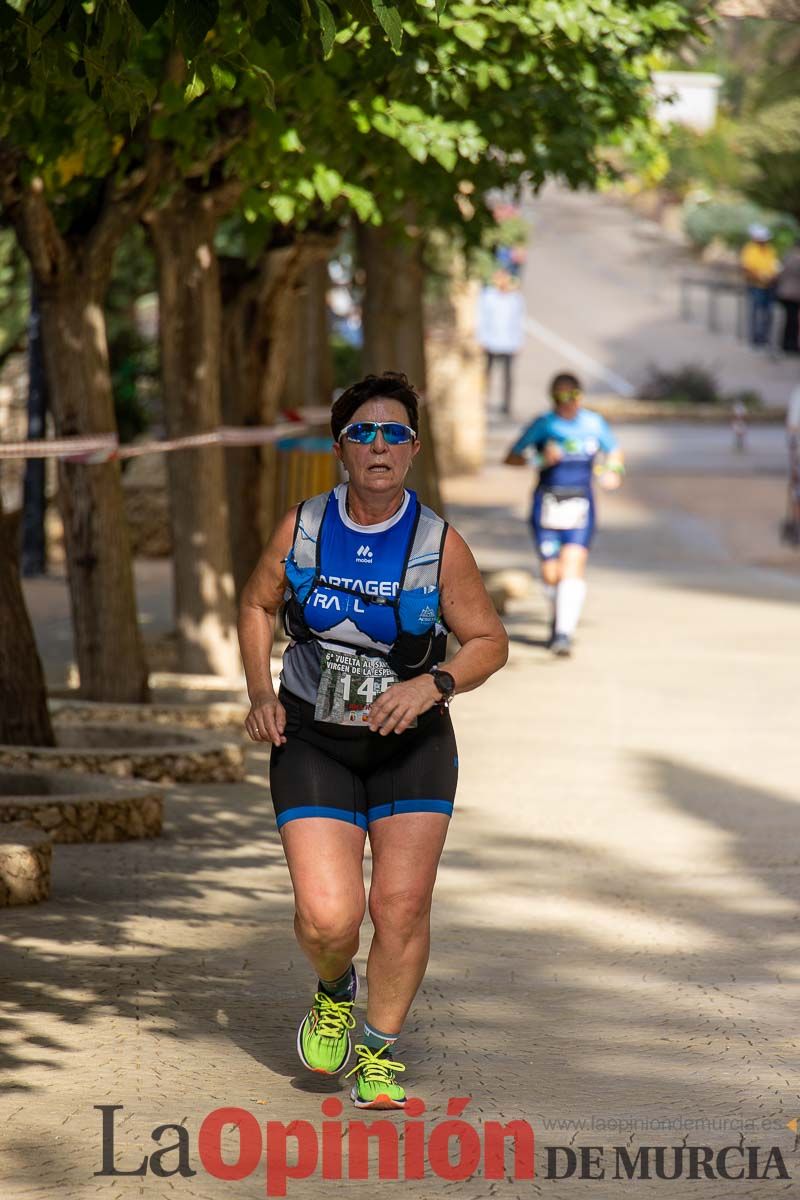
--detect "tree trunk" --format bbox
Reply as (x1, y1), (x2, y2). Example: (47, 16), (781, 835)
(0, 151), (161, 703)
(356, 221), (442, 511)
(0, 490), (55, 745)
(37, 273), (150, 702)
(281, 258), (334, 413)
(21, 277), (47, 577)
(220, 234), (337, 596)
(146, 190), (240, 677)
(425, 258), (486, 476)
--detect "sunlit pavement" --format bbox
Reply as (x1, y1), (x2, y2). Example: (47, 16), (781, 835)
(514, 186), (799, 414)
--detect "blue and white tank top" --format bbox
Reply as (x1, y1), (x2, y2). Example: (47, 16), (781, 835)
(280, 484), (446, 703)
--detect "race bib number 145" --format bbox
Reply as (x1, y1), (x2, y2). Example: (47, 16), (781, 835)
(315, 649), (413, 727)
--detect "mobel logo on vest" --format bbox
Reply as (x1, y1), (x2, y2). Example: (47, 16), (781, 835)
(356, 544), (373, 563)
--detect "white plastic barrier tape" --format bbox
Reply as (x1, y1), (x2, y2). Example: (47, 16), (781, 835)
(0, 418), (332, 463)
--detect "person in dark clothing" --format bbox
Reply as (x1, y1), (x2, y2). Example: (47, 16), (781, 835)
(776, 239), (800, 355)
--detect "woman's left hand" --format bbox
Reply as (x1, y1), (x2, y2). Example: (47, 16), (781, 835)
(598, 470), (622, 491)
(367, 675), (440, 736)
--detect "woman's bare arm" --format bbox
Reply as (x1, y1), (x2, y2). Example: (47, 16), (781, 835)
(237, 507), (298, 745)
(437, 526), (509, 693)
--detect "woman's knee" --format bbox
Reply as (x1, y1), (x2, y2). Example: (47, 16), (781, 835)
(295, 897), (364, 950)
(368, 886), (432, 939)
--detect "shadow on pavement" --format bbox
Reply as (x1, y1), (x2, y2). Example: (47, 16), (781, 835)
(0, 750), (796, 1126)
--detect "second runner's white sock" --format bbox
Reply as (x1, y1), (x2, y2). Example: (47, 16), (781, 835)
(555, 579), (586, 637)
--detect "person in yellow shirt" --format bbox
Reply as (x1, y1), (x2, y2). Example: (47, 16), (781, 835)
(740, 224), (778, 347)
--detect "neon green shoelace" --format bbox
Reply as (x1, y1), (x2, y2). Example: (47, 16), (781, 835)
(344, 1043), (406, 1083)
(312, 991), (356, 1038)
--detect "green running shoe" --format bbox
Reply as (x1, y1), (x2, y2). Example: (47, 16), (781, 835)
(345, 1043), (407, 1110)
(296, 969), (358, 1074)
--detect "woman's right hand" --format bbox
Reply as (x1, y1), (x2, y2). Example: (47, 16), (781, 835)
(542, 440), (563, 467)
(246, 692), (287, 746)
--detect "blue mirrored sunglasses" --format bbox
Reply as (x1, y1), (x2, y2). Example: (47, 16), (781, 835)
(339, 421), (417, 445)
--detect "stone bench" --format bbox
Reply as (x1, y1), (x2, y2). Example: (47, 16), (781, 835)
(0, 768), (163, 843)
(0, 821), (53, 906)
(0, 723), (245, 784)
(49, 697), (248, 732)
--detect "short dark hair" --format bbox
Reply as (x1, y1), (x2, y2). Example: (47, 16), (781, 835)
(331, 371), (420, 440)
(550, 372), (582, 401)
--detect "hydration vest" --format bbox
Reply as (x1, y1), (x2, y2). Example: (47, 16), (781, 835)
(283, 487), (448, 680)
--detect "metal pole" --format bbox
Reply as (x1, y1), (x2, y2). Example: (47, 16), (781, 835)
(708, 283), (719, 333)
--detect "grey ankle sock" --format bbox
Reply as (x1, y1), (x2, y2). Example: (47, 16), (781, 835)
(319, 966), (354, 999)
(363, 1022), (399, 1053)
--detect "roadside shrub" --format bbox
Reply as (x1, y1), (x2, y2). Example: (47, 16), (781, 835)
(684, 198), (799, 254)
(640, 363), (720, 405)
(639, 363), (762, 408)
(661, 119), (744, 198)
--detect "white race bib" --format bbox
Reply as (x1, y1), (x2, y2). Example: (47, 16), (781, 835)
(315, 648), (414, 727)
(540, 493), (590, 531)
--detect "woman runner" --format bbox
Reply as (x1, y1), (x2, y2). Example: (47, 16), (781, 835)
(505, 371), (624, 656)
(238, 371), (508, 1109)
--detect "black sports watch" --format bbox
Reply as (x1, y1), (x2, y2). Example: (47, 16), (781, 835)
(429, 668), (456, 709)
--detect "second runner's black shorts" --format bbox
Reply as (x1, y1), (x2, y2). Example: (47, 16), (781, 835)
(270, 686), (458, 831)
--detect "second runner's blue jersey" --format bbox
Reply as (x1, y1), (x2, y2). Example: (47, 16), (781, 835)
(509, 407), (618, 492)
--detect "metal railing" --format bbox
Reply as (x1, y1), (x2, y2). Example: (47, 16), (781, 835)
(679, 274), (747, 340)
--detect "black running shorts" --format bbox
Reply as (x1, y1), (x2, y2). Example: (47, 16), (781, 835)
(269, 686), (458, 831)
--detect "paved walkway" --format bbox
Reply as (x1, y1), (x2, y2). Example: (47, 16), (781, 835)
(4, 419), (800, 1197)
(508, 186), (799, 414)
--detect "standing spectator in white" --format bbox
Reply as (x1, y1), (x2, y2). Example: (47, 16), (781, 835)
(477, 270), (526, 415)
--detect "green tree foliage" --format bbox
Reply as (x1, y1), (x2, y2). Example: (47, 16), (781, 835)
(659, 117), (744, 197)
(736, 20), (800, 219)
(0, 0), (696, 279)
(266, 0), (694, 250)
(0, 228), (28, 363)
(740, 100), (800, 220)
(666, 16), (800, 223)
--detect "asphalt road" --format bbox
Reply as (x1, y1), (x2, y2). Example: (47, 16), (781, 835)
(506, 187), (799, 415)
